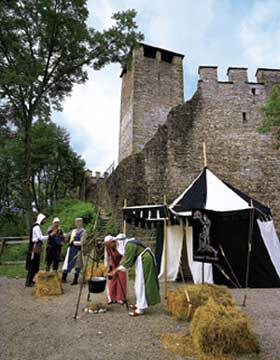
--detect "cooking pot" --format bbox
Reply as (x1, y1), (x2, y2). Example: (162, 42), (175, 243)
(88, 276), (106, 293)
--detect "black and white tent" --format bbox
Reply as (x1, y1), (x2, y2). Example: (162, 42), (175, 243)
(123, 167), (280, 288)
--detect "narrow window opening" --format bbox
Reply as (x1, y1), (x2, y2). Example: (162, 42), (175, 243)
(158, 73), (161, 81)
(242, 112), (247, 123)
(251, 88), (256, 95)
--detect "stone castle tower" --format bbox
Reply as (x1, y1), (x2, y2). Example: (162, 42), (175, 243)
(118, 43), (184, 162)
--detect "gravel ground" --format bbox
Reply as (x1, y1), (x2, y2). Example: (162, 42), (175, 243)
(0, 277), (280, 360)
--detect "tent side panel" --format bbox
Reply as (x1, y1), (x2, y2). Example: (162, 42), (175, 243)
(249, 223), (280, 288)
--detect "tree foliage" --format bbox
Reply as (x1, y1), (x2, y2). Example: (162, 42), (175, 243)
(0, 120), (85, 215)
(0, 1), (143, 227)
(259, 84), (280, 148)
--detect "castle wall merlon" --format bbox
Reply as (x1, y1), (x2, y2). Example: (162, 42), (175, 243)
(198, 66), (218, 81)
(227, 67), (248, 83)
(256, 68), (280, 87)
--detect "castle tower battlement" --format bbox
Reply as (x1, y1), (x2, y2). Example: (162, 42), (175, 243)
(118, 43), (184, 162)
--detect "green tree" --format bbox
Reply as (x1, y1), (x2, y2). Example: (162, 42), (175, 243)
(31, 120), (85, 211)
(259, 84), (280, 147)
(0, 1), (143, 228)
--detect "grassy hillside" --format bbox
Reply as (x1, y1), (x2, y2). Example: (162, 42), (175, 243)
(0, 199), (97, 278)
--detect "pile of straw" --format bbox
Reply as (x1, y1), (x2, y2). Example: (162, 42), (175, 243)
(160, 333), (195, 357)
(166, 284), (234, 320)
(85, 262), (106, 280)
(34, 271), (63, 297)
(190, 298), (259, 358)
(162, 292), (259, 360)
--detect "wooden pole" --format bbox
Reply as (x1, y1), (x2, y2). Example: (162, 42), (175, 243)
(243, 201), (255, 307)
(203, 142), (207, 167)
(163, 194), (168, 299)
(123, 199), (127, 234)
(122, 199), (129, 302)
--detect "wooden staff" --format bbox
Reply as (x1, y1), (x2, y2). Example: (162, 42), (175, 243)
(203, 142), (207, 167)
(123, 199), (127, 234)
(122, 199), (129, 302)
(163, 194), (168, 299)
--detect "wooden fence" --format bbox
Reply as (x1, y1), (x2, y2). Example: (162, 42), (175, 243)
(0, 236), (29, 265)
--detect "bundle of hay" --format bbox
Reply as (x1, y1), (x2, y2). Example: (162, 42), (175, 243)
(190, 298), (259, 358)
(160, 333), (195, 357)
(162, 298), (259, 360)
(166, 284), (234, 320)
(85, 262), (106, 280)
(34, 271), (63, 297)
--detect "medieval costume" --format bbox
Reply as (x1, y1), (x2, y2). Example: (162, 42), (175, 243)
(104, 235), (127, 304)
(25, 213), (48, 287)
(111, 236), (160, 316)
(45, 217), (65, 272)
(62, 218), (87, 285)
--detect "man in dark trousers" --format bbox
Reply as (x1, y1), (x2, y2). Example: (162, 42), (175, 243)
(25, 213), (48, 287)
(45, 217), (65, 272)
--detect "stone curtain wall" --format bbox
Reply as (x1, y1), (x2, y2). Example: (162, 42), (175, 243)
(88, 67), (280, 233)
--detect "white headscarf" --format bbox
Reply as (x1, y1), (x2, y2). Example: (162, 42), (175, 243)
(53, 217), (60, 224)
(104, 235), (114, 243)
(36, 213), (46, 225)
(115, 233), (127, 256)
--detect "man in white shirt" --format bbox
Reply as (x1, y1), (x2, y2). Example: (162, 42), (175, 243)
(25, 213), (48, 287)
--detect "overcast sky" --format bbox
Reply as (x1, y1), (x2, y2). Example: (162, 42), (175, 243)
(54, 0), (280, 172)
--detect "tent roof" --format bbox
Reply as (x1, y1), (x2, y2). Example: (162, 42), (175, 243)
(170, 167), (271, 217)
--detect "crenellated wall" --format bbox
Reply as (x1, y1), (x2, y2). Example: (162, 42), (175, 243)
(87, 65), (280, 234)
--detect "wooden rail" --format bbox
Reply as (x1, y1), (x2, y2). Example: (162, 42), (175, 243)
(0, 236), (28, 265)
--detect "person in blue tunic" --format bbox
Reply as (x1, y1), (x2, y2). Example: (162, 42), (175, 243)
(62, 218), (87, 285)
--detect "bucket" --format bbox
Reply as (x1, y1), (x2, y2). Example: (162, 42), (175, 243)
(88, 276), (106, 293)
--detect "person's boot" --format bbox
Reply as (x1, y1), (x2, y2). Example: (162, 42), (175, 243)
(71, 273), (79, 286)
(62, 272), (68, 283)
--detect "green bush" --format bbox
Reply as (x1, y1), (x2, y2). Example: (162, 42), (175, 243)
(43, 199), (97, 234)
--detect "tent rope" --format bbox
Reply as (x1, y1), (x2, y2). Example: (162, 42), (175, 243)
(214, 263), (240, 288)
(219, 244), (242, 288)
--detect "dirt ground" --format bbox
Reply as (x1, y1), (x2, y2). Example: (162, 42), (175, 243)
(0, 276), (280, 360)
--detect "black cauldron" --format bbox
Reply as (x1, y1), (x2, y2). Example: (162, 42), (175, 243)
(88, 277), (106, 293)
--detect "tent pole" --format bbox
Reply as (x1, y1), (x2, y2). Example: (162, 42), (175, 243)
(203, 142), (207, 167)
(202, 262), (205, 284)
(243, 201), (255, 307)
(123, 199), (127, 234)
(163, 194), (168, 299)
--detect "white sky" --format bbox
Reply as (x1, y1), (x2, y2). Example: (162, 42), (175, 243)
(54, 0), (280, 172)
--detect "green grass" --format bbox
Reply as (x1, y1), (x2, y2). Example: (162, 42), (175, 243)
(1, 243), (27, 262)
(43, 199), (97, 234)
(0, 264), (27, 278)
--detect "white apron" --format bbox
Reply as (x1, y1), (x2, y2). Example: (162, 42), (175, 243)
(135, 248), (149, 310)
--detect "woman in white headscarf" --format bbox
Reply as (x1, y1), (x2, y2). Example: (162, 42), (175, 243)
(104, 234), (127, 304)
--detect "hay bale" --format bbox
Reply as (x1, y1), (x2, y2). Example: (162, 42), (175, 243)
(85, 262), (106, 280)
(190, 298), (259, 358)
(160, 333), (195, 356)
(166, 284), (234, 320)
(34, 271), (63, 297)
